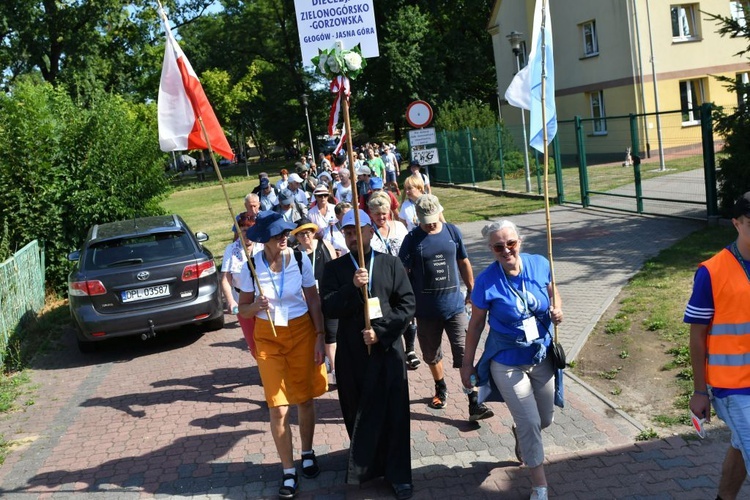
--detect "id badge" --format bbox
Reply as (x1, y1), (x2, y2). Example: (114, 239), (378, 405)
(274, 305), (289, 327)
(522, 316), (539, 342)
(367, 297), (383, 319)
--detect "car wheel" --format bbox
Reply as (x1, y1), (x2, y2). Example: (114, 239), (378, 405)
(77, 339), (99, 354)
(203, 315), (224, 332)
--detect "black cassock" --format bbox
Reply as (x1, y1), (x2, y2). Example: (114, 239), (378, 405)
(321, 250), (415, 485)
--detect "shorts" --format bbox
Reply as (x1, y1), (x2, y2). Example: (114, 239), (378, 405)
(386, 170), (397, 184)
(712, 392), (750, 474)
(324, 317), (338, 345)
(254, 313), (328, 407)
(416, 312), (468, 368)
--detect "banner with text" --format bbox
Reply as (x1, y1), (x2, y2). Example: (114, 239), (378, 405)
(295, 0), (379, 65)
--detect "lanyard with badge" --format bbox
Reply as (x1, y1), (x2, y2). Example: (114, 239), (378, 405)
(499, 259), (540, 342)
(262, 252), (289, 326)
(350, 251), (383, 319)
(374, 223), (392, 254)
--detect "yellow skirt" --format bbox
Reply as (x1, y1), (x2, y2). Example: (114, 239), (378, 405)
(254, 313), (328, 407)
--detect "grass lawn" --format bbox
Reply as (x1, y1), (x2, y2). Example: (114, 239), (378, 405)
(162, 171), (547, 261)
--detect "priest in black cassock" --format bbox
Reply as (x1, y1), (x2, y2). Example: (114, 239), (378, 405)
(321, 209), (416, 500)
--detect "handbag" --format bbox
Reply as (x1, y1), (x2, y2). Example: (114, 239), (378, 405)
(549, 340), (566, 370)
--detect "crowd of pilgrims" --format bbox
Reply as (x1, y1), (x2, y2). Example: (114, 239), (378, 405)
(218, 143), (563, 500)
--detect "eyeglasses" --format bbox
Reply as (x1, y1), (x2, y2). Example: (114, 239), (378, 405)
(490, 239), (519, 252)
(297, 231), (313, 238)
(273, 230), (291, 240)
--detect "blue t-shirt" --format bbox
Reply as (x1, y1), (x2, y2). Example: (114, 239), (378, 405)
(399, 223), (468, 319)
(684, 246), (750, 397)
(472, 254), (552, 366)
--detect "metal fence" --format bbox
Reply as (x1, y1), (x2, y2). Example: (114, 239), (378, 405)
(0, 240), (46, 365)
(424, 104), (720, 220)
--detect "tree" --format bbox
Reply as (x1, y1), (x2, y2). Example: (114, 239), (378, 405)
(705, 4), (750, 214)
(0, 80), (169, 292)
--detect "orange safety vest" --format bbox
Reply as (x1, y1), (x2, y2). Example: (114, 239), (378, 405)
(702, 248), (750, 389)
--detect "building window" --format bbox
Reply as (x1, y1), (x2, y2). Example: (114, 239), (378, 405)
(589, 91), (607, 134)
(737, 72), (749, 106)
(671, 4), (700, 41)
(679, 79), (706, 124)
(730, 1), (747, 28)
(581, 20), (599, 57)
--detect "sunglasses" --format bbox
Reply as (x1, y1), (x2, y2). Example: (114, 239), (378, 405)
(490, 239), (519, 252)
(315, 194), (328, 198)
(273, 230), (291, 240)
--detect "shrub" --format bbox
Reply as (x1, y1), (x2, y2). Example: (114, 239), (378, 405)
(0, 80), (169, 292)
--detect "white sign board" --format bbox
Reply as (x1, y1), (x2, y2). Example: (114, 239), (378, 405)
(411, 147), (439, 166)
(408, 127), (437, 147)
(294, 0), (379, 66)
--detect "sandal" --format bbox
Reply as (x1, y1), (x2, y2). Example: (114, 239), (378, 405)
(278, 472), (298, 499)
(301, 451), (320, 478)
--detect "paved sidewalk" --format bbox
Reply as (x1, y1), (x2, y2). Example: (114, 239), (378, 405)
(0, 203), (739, 499)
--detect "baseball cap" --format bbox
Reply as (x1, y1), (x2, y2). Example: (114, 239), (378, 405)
(369, 177), (384, 190)
(341, 209), (372, 228)
(415, 194), (442, 224)
(409, 159), (421, 168)
(732, 191), (750, 218)
(356, 165), (371, 176)
(259, 177), (270, 189)
(278, 188), (294, 205)
(288, 173), (304, 183)
(297, 163), (310, 173)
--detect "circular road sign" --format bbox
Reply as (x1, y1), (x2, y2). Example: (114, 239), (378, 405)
(406, 100), (433, 128)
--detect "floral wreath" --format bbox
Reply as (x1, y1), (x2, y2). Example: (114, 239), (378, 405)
(312, 44), (367, 152)
(311, 44), (366, 80)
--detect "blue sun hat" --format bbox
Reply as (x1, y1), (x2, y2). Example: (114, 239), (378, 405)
(246, 210), (296, 243)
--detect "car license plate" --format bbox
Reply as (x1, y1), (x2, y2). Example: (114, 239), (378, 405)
(121, 284), (170, 303)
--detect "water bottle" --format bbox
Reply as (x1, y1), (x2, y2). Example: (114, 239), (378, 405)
(232, 306), (239, 315)
(463, 373), (478, 395)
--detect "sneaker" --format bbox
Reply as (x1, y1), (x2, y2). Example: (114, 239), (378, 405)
(428, 386), (447, 409)
(405, 351), (421, 370)
(278, 472), (298, 499)
(301, 451), (320, 479)
(468, 402), (494, 422)
(530, 486), (548, 500)
(512, 424), (522, 462)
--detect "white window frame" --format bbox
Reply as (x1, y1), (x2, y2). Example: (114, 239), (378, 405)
(589, 91), (607, 135)
(679, 79), (705, 125)
(671, 4), (701, 41)
(581, 20), (599, 57)
(730, 1), (747, 28)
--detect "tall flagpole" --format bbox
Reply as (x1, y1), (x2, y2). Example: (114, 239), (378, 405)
(335, 41), (371, 354)
(539, 0), (558, 342)
(157, 1), (277, 337)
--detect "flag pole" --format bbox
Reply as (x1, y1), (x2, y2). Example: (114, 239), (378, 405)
(197, 117), (278, 338)
(539, 0), (558, 342)
(156, 2), (275, 337)
(336, 44), (371, 354)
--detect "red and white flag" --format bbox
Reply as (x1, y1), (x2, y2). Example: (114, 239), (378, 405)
(157, 9), (233, 160)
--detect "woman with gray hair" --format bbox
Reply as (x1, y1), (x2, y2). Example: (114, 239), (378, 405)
(460, 220), (563, 500)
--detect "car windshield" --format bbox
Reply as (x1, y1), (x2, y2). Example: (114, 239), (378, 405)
(84, 231), (194, 270)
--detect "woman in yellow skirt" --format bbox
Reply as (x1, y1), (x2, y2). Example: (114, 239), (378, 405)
(238, 211), (327, 500)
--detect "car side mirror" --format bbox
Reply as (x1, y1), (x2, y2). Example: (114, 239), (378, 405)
(67, 250), (80, 262)
(195, 232), (209, 243)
